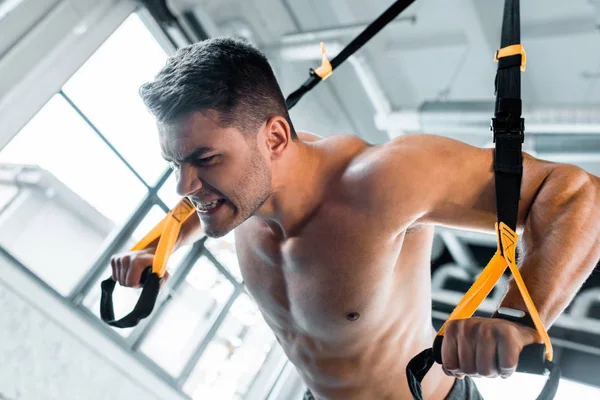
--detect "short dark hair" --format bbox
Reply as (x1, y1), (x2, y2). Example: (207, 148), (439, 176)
(139, 37), (297, 139)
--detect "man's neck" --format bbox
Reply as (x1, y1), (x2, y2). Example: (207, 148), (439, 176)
(255, 140), (327, 239)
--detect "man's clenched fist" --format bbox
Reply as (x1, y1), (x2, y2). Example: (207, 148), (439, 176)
(110, 248), (169, 288)
(441, 317), (542, 379)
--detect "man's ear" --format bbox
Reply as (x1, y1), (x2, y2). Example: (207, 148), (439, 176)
(263, 116), (292, 159)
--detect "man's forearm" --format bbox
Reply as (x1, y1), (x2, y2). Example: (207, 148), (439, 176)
(499, 167), (600, 327)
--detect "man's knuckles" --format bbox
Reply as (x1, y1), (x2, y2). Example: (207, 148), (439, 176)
(443, 318), (530, 377)
(111, 250), (155, 287)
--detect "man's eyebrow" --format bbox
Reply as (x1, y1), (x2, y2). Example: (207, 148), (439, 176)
(162, 147), (215, 163)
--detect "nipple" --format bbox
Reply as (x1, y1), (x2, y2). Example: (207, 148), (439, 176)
(346, 312), (361, 321)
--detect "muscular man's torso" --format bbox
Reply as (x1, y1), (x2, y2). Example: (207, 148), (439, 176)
(234, 134), (456, 400)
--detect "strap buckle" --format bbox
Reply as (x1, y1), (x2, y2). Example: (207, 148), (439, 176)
(494, 44), (527, 71)
(313, 42), (333, 80)
(491, 117), (525, 143)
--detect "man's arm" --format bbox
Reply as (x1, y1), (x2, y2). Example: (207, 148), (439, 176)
(499, 166), (600, 326)
(373, 133), (600, 325)
(111, 210), (204, 288)
(366, 133), (600, 376)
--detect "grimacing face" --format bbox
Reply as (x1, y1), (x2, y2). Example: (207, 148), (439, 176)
(159, 111), (272, 238)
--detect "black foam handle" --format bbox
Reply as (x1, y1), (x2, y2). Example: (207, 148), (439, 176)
(517, 343), (547, 374)
(139, 266), (151, 285)
(432, 336), (547, 375)
(100, 266), (161, 328)
(433, 335), (444, 364)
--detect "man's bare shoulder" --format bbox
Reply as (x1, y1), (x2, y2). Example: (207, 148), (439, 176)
(340, 134), (479, 228)
(342, 134), (428, 190)
(297, 131), (369, 150)
(343, 133), (487, 186)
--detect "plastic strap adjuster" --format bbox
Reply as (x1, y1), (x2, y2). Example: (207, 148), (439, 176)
(494, 44), (527, 71)
(313, 42), (333, 80)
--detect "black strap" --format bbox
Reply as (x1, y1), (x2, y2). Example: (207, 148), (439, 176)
(407, 1), (560, 398)
(406, 348), (436, 400)
(285, 0), (416, 110)
(498, 54), (522, 70)
(100, 267), (161, 328)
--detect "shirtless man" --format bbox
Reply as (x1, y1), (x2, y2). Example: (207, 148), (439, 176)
(111, 37), (600, 399)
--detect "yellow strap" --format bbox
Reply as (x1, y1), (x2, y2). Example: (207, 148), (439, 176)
(314, 42), (333, 80)
(130, 197), (196, 278)
(498, 223), (553, 361)
(436, 250), (508, 336)
(131, 219), (165, 252)
(436, 223), (552, 361)
(494, 44), (527, 71)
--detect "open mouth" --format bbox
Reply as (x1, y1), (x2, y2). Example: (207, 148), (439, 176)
(195, 199), (226, 214)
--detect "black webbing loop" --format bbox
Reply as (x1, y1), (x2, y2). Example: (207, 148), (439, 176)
(100, 267), (161, 328)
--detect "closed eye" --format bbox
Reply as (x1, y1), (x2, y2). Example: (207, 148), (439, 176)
(192, 155), (218, 166)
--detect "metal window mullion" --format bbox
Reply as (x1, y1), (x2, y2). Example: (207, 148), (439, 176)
(152, 167), (173, 190)
(0, 185), (23, 219)
(69, 166), (172, 303)
(2, 243), (189, 397)
(136, 6), (178, 55)
(243, 343), (288, 400)
(68, 192), (157, 304)
(202, 248), (244, 289)
(73, 305), (186, 393)
(176, 286), (243, 387)
(128, 238), (207, 350)
(59, 90), (151, 190)
(155, 196), (171, 213)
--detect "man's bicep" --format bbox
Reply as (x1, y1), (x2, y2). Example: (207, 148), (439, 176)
(406, 135), (555, 233)
(374, 134), (552, 233)
(412, 136), (498, 231)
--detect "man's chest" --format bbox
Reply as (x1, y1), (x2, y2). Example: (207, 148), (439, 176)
(237, 215), (406, 338)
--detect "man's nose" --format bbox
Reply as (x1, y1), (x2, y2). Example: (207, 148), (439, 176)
(176, 164), (203, 197)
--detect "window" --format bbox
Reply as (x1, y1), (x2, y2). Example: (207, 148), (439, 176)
(0, 95), (147, 295)
(158, 173), (181, 210)
(183, 293), (277, 400)
(204, 232), (243, 282)
(1, 7), (292, 398)
(62, 13), (169, 186)
(140, 255), (235, 376)
(0, 12), (171, 297)
(82, 205), (190, 337)
(0, 165), (20, 213)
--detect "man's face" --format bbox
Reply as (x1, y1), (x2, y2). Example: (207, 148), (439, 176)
(159, 111), (272, 238)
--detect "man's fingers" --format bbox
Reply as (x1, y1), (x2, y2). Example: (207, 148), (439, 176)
(110, 256), (118, 281)
(497, 326), (519, 378)
(476, 326), (498, 377)
(457, 328), (477, 376)
(441, 318), (544, 380)
(117, 257), (126, 286)
(441, 322), (460, 375)
(125, 261), (144, 288)
(111, 250), (157, 288)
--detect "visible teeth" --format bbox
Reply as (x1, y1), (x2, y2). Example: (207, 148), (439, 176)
(196, 200), (221, 211)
